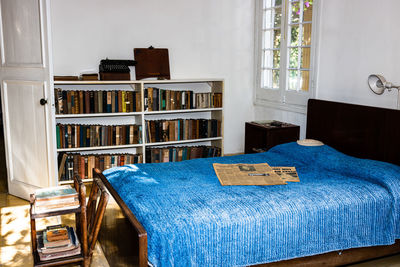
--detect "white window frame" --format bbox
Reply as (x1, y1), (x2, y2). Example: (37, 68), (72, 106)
(254, 0), (321, 113)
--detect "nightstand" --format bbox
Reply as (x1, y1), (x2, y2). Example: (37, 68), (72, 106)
(245, 120), (300, 154)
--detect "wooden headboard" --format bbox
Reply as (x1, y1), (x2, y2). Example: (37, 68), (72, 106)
(306, 99), (400, 166)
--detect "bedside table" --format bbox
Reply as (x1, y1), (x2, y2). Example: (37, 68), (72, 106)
(245, 120), (300, 154)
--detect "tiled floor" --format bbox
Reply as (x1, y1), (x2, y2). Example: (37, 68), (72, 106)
(0, 193), (109, 267)
(1, 193), (400, 267)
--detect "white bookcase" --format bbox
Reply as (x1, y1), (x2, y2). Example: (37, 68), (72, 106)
(52, 79), (224, 184)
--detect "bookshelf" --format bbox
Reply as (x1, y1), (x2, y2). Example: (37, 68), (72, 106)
(52, 79), (224, 184)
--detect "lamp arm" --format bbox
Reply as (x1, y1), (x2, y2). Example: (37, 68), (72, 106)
(385, 84), (400, 109)
(386, 85), (400, 110)
(398, 89), (400, 110)
(384, 83), (400, 91)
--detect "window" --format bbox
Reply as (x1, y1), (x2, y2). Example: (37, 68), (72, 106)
(255, 0), (317, 109)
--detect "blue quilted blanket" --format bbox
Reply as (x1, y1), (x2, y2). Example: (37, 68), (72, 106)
(104, 143), (400, 266)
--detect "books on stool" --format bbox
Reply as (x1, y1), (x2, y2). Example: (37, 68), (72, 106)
(37, 225), (81, 261)
(34, 185), (79, 213)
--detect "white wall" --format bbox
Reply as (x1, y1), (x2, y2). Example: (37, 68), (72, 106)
(255, 0), (400, 137)
(50, 0), (255, 154)
(316, 0), (400, 108)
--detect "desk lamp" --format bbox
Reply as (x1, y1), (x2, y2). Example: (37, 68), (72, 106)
(368, 74), (400, 109)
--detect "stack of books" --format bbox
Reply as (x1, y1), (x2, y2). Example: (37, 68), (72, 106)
(34, 186), (79, 213)
(37, 225), (81, 261)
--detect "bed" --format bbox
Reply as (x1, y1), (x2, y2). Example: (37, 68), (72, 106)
(95, 99), (400, 266)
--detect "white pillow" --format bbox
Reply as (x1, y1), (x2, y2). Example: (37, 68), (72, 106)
(297, 139), (324, 146)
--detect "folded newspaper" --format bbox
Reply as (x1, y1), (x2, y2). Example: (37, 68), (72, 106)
(213, 163), (299, 186)
(272, 167), (300, 182)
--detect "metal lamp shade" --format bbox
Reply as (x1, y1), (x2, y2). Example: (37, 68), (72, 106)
(368, 74), (387, 95)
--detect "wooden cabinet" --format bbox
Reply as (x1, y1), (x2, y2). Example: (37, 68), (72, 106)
(244, 121), (299, 154)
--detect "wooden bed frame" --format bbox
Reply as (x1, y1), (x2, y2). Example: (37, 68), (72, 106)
(95, 99), (400, 267)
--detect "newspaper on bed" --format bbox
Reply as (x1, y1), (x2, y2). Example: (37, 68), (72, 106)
(272, 167), (300, 182)
(213, 163), (287, 186)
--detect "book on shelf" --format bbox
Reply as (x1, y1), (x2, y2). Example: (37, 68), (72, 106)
(146, 145), (221, 163)
(145, 119), (221, 143)
(54, 76), (79, 81)
(34, 185), (79, 213)
(80, 73), (98, 81)
(43, 225), (70, 249)
(56, 124), (142, 149)
(58, 153), (143, 181)
(143, 87), (222, 111)
(35, 185), (77, 202)
(54, 88), (141, 115)
(57, 151), (68, 180)
(38, 227), (76, 254)
(45, 224), (69, 242)
(37, 226), (81, 261)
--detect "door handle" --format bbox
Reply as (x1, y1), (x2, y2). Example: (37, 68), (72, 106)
(40, 98), (48, 105)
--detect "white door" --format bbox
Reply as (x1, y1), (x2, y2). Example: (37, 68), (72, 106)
(0, 0), (56, 199)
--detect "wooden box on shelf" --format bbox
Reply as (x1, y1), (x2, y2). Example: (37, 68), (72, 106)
(245, 120), (300, 154)
(30, 175), (87, 267)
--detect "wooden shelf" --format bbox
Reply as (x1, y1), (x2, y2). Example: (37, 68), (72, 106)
(33, 252), (84, 267)
(144, 108), (222, 115)
(140, 79), (223, 84)
(59, 178), (93, 185)
(54, 79), (224, 85)
(55, 112), (142, 119)
(54, 80), (141, 85)
(146, 137), (222, 146)
(31, 206), (81, 219)
(30, 176), (87, 267)
(57, 144), (143, 152)
(55, 108), (221, 119)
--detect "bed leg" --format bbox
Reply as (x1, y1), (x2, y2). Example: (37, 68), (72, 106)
(139, 233), (148, 267)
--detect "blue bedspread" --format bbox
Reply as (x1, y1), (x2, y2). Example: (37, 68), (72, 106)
(104, 143), (400, 266)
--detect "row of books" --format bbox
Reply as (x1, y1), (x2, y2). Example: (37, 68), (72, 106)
(54, 88), (142, 114)
(56, 124), (142, 149)
(144, 87), (222, 111)
(37, 225), (80, 261)
(59, 153), (143, 181)
(145, 119), (221, 143)
(145, 146), (221, 163)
